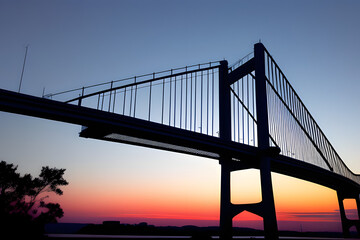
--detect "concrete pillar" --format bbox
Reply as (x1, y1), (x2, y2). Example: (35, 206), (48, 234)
(219, 158), (233, 240)
(337, 192), (350, 237)
(260, 157), (279, 239)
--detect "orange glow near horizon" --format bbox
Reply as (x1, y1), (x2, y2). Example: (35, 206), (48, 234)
(272, 173), (339, 213)
(53, 161), (353, 232)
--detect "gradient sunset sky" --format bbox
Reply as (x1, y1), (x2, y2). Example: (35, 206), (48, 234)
(1, 0), (360, 233)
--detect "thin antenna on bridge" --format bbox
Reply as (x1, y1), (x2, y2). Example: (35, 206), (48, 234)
(18, 44), (29, 93)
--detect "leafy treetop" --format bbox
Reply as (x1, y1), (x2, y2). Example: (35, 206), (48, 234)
(0, 161), (68, 238)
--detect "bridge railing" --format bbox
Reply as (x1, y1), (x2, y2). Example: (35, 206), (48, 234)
(44, 62), (222, 138)
(263, 48), (360, 184)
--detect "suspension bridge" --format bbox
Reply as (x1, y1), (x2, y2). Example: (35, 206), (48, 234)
(0, 43), (359, 239)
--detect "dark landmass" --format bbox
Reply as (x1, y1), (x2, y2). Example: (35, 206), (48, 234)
(44, 221), (351, 239)
(45, 223), (89, 234)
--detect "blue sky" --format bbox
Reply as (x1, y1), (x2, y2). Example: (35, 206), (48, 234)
(0, 0), (360, 231)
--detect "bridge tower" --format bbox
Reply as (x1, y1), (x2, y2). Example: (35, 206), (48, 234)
(218, 43), (279, 240)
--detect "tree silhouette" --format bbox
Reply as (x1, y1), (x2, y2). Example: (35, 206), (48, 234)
(0, 161), (68, 238)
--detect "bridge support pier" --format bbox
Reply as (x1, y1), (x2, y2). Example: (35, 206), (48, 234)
(219, 156), (279, 240)
(219, 156), (233, 240)
(337, 191), (360, 238)
(259, 157), (279, 240)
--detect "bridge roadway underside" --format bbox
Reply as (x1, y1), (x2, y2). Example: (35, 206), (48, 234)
(0, 88), (359, 193)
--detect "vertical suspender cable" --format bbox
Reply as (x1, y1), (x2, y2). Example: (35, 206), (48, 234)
(280, 71), (285, 100)
(148, 80), (152, 121)
(282, 89), (287, 153)
(207, 69), (209, 135)
(247, 74), (250, 144)
(212, 68), (214, 136)
(129, 86), (133, 117)
(267, 55), (270, 82)
(97, 94), (100, 110)
(134, 78), (137, 117)
(242, 76), (244, 142)
(190, 72), (193, 131)
(123, 88), (126, 115)
(101, 92), (105, 111)
(194, 71), (197, 131)
(180, 75), (183, 128)
(277, 67), (281, 98)
(112, 89), (116, 113)
(174, 75), (177, 127)
(252, 76), (255, 146)
(200, 71), (203, 134)
(185, 70), (188, 129)
(162, 78), (165, 124)
(237, 80), (240, 142)
(232, 84), (235, 141)
(169, 75), (172, 126)
(109, 82), (113, 112)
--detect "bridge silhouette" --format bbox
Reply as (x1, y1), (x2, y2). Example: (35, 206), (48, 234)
(0, 43), (359, 239)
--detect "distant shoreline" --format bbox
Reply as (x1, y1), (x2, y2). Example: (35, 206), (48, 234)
(44, 222), (352, 239)
(44, 233), (359, 240)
